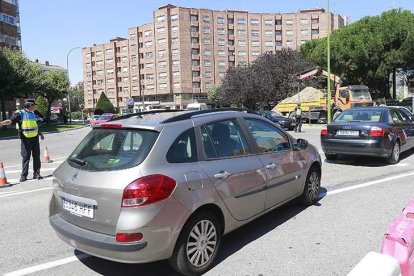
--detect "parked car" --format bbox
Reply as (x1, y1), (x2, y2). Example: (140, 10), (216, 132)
(49, 109), (322, 275)
(256, 110), (296, 130)
(321, 107), (414, 163)
(90, 113), (117, 127)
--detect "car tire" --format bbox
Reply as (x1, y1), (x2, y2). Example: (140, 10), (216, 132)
(325, 153), (337, 161)
(288, 127), (295, 131)
(386, 141), (400, 164)
(169, 211), (222, 276)
(299, 166), (321, 206)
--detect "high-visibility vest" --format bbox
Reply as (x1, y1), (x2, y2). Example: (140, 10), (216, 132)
(296, 108), (302, 116)
(16, 109), (38, 138)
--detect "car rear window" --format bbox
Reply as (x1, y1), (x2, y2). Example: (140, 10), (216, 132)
(335, 110), (383, 122)
(68, 128), (158, 171)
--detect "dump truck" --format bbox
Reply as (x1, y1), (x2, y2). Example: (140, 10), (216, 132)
(274, 67), (373, 121)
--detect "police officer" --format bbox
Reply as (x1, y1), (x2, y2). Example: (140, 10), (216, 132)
(294, 103), (303, 133)
(0, 99), (44, 182)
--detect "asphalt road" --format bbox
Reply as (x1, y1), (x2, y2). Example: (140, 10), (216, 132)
(1, 125), (414, 276)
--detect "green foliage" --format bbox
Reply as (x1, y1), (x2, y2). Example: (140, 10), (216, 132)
(95, 92), (114, 114)
(69, 88), (85, 112)
(35, 95), (48, 116)
(301, 9), (414, 99)
(218, 49), (314, 109)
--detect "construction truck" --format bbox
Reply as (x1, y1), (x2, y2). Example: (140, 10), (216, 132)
(274, 67), (373, 122)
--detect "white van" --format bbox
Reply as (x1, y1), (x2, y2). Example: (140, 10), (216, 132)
(186, 102), (208, 111)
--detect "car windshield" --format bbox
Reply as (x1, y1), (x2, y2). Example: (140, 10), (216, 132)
(351, 88), (371, 99)
(264, 110), (283, 117)
(68, 128), (159, 171)
(334, 109), (383, 122)
(98, 115), (112, 120)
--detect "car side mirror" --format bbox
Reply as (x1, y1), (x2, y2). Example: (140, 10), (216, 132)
(296, 138), (308, 150)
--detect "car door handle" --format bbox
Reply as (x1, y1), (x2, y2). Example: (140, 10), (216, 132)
(265, 163), (277, 169)
(214, 171), (232, 179)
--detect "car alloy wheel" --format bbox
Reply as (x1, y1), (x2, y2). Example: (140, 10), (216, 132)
(186, 220), (217, 267)
(299, 166), (321, 205)
(169, 211), (222, 275)
(386, 141), (400, 164)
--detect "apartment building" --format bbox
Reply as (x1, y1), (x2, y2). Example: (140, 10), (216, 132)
(83, 4), (344, 110)
(0, 0), (21, 49)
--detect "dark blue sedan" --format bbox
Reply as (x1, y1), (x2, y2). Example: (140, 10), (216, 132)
(320, 107), (414, 164)
(255, 110), (296, 131)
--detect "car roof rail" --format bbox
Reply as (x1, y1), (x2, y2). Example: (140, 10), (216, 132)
(111, 109), (185, 121)
(161, 108), (257, 123)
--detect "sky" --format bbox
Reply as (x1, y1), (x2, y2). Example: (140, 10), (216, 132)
(19, 0), (414, 86)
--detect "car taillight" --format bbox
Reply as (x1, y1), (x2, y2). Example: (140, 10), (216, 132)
(369, 127), (384, 137)
(321, 128), (328, 136)
(122, 174), (176, 207)
(116, 232), (143, 243)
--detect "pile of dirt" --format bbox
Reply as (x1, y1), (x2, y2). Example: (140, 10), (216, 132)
(278, 87), (324, 104)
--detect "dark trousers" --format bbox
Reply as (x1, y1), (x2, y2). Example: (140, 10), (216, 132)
(295, 116), (302, 132)
(20, 136), (41, 177)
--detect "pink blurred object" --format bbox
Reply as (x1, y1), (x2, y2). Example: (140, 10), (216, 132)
(403, 198), (414, 219)
(381, 215), (414, 276)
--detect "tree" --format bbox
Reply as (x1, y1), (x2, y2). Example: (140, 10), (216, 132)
(35, 95), (48, 117)
(69, 88), (84, 112)
(301, 9), (414, 99)
(95, 92), (114, 115)
(39, 70), (70, 123)
(217, 49), (314, 109)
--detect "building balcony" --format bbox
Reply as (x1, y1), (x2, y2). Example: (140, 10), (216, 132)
(192, 88), (201, 93)
(228, 24), (234, 30)
(191, 32), (199, 38)
(193, 76), (201, 82)
(312, 23), (319, 29)
(192, 65), (200, 71)
(275, 35), (282, 41)
(228, 55), (235, 62)
(228, 34), (235, 40)
(192, 54), (200, 60)
(191, 43), (200, 48)
(228, 45), (235, 51)
(275, 25), (282, 31)
(190, 21), (199, 27)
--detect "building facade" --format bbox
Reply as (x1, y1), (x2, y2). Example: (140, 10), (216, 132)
(0, 0), (21, 49)
(83, 4), (345, 110)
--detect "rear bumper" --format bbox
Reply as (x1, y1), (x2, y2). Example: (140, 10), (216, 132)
(321, 138), (390, 157)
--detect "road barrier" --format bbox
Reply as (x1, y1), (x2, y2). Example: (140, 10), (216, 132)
(348, 251), (401, 276)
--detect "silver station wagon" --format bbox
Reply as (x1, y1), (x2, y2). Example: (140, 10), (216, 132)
(49, 109), (322, 275)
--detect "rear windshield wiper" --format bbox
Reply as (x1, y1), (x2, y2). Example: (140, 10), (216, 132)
(69, 157), (87, 166)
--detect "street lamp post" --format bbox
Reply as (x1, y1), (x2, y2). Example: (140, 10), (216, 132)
(327, 0), (332, 123)
(66, 47), (81, 124)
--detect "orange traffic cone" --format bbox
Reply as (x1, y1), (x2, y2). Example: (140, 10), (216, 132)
(0, 163), (8, 186)
(43, 146), (53, 163)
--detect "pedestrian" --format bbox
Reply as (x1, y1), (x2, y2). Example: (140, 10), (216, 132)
(0, 99), (44, 182)
(294, 103), (303, 133)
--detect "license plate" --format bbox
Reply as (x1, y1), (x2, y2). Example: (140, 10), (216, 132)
(336, 130), (359, 136)
(62, 197), (94, 218)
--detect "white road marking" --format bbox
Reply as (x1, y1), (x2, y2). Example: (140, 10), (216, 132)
(4, 254), (90, 276)
(6, 168), (57, 174)
(324, 171), (414, 196)
(3, 170), (414, 275)
(0, 187), (53, 198)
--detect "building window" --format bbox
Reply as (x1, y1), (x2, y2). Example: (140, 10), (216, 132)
(218, 50), (225, 56)
(171, 14), (178, 21)
(157, 27), (165, 33)
(312, 18), (319, 24)
(131, 65), (138, 72)
(217, 17), (225, 24)
(130, 34), (136, 40)
(173, 71), (180, 77)
(107, 79), (114, 84)
(286, 19), (293, 25)
(238, 51), (247, 56)
(204, 49), (211, 56)
(191, 37), (199, 44)
(286, 30), (294, 36)
(286, 40), (294, 46)
(158, 61), (167, 68)
(173, 83), (180, 89)
(131, 55), (137, 62)
(218, 61), (226, 67)
(301, 29), (309, 35)
(203, 15), (210, 22)
(146, 74), (154, 80)
(312, 29), (319, 35)
(192, 49), (200, 55)
(106, 58), (114, 64)
(205, 83), (213, 89)
(145, 52), (153, 58)
(192, 60), (200, 66)
(217, 28), (225, 35)
(132, 86), (138, 91)
(251, 40), (260, 47)
(106, 48), (114, 55)
(265, 41), (274, 47)
(122, 66), (128, 72)
(159, 72), (168, 79)
(192, 82), (200, 88)
(121, 46), (128, 53)
(172, 37), (179, 44)
(106, 68), (114, 75)
(218, 39), (225, 46)
(96, 70), (103, 76)
(158, 49), (166, 57)
(158, 38), (166, 45)
(172, 60), (179, 67)
(147, 84), (155, 90)
(250, 19), (259, 25)
(301, 40), (307, 45)
(252, 51), (260, 56)
(275, 30), (282, 36)
(171, 26), (179, 32)
(145, 41), (153, 48)
(172, 49), (179, 56)
(204, 38), (211, 45)
(190, 15), (198, 21)
(203, 27), (210, 34)
(157, 15), (166, 23)
(205, 72), (212, 78)
(146, 63), (154, 68)
(237, 18), (246, 25)
(237, 29), (246, 35)
(204, 60), (211, 66)
(159, 83), (168, 89)
(265, 30), (273, 36)
(301, 19), (309, 25)
(96, 61), (103, 67)
(264, 19), (273, 26)
(191, 26), (199, 32)
(192, 71), (200, 77)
